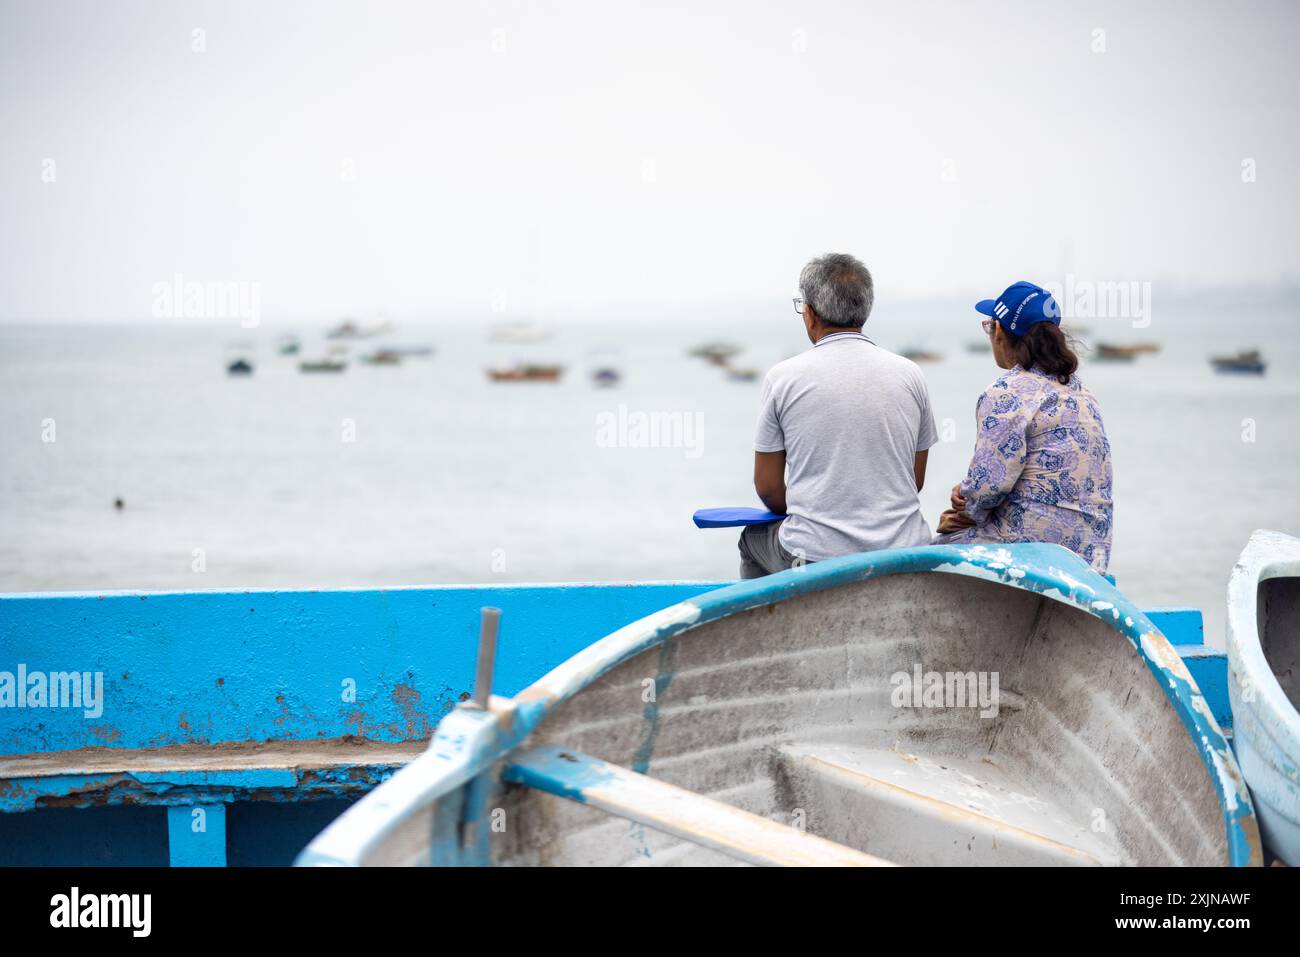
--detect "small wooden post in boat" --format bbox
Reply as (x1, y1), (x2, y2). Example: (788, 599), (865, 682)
(470, 607), (501, 709)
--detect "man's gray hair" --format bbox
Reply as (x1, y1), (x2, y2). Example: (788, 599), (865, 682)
(799, 253), (874, 328)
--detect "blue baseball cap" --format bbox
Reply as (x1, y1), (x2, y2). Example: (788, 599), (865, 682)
(975, 281), (1061, 335)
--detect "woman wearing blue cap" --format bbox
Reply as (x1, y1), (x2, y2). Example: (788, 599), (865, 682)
(934, 281), (1114, 574)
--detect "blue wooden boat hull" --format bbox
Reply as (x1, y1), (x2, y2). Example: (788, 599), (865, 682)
(1227, 530), (1300, 865)
(0, 582), (728, 865)
(298, 543), (1260, 867)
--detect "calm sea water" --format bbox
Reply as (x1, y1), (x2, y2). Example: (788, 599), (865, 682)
(2, 299), (1297, 646)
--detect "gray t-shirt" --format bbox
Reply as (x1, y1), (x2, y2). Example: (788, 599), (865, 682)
(754, 331), (939, 561)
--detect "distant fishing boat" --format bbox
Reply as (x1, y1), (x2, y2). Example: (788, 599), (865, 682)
(591, 367), (621, 387)
(360, 350), (402, 366)
(1227, 530), (1300, 865)
(688, 342), (740, 364)
(278, 338), (301, 356)
(1094, 343), (1144, 362)
(298, 543), (1259, 867)
(486, 364), (564, 382)
(900, 348), (943, 363)
(723, 365), (760, 382)
(327, 319), (390, 340)
(1130, 342), (1161, 354)
(299, 359), (348, 373)
(387, 346), (435, 358)
(226, 358), (254, 376)
(1210, 350), (1266, 375)
(965, 340), (991, 354)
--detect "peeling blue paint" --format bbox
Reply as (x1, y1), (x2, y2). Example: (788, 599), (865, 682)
(0, 762), (407, 813)
(502, 746), (616, 802)
(1176, 646), (1232, 730)
(631, 640), (678, 775)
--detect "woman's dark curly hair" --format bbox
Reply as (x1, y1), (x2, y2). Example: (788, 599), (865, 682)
(1004, 322), (1079, 384)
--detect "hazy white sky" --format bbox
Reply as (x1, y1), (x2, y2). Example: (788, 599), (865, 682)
(2, 0), (1298, 321)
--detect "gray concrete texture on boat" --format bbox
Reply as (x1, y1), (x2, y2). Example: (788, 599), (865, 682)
(484, 572), (1226, 866)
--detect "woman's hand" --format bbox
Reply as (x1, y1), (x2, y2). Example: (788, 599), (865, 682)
(938, 483), (975, 534)
(937, 508), (976, 535)
(950, 483), (966, 511)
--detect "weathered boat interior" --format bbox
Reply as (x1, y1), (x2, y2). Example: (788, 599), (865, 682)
(490, 574), (1227, 866)
(300, 549), (1256, 867)
(1258, 575), (1300, 711)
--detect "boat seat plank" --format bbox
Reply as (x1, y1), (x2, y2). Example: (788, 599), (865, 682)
(777, 743), (1120, 867)
(503, 744), (894, 867)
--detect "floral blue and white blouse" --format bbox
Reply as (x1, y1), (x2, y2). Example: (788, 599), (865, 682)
(937, 365), (1114, 573)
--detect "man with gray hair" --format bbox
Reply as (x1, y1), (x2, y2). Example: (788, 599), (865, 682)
(740, 253), (939, 577)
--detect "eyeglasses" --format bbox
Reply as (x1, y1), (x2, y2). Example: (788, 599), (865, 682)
(793, 298), (807, 316)
(981, 318), (996, 336)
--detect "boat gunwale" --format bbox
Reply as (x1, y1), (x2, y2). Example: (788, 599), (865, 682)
(0, 579), (732, 601)
(1222, 527), (1294, 863)
(298, 541), (1261, 867)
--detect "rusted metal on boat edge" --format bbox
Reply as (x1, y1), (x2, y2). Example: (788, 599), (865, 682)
(296, 541), (1261, 867)
(1226, 529), (1300, 864)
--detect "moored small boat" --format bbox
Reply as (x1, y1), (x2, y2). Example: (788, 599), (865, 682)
(226, 358), (254, 376)
(298, 543), (1259, 867)
(900, 348), (943, 363)
(299, 359), (348, 373)
(591, 367), (621, 387)
(1094, 343), (1144, 362)
(688, 342), (740, 364)
(360, 349), (402, 366)
(1211, 350), (1266, 375)
(487, 364), (564, 382)
(1226, 529), (1300, 864)
(327, 319), (390, 340)
(722, 365), (760, 382)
